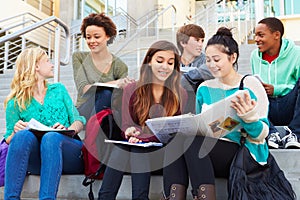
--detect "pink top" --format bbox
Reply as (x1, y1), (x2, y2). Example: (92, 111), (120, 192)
(121, 82), (187, 142)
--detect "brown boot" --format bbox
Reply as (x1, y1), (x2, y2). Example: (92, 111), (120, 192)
(161, 184), (186, 200)
(197, 184), (216, 200)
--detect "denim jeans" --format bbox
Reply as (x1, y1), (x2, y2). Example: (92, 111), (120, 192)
(4, 130), (84, 200)
(98, 145), (154, 200)
(78, 89), (113, 121)
(268, 78), (300, 136)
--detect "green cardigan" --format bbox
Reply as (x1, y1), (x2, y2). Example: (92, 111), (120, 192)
(5, 83), (86, 139)
(72, 52), (128, 107)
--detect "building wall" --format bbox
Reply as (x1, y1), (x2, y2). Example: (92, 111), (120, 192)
(279, 15), (300, 42)
(0, 0), (49, 21)
(127, 0), (157, 22)
(2, 0), (300, 42)
(58, 0), (74, 26)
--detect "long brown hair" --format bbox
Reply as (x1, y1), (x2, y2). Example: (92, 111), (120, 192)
(132, 40), (181, 126)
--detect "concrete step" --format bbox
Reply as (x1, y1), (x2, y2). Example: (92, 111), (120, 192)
(0, 175), (227, 200)
(0, 149), (299, 200)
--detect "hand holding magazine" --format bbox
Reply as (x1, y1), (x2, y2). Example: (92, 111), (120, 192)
(26, 118), (76, 138)
(145, 90), (249, 143)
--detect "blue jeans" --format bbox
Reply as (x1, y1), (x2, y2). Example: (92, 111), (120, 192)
(269, 78), (300, 136)
(4, 130), (84, 200)
(78, 89), (113, 121)
(98, 145), (153, 200)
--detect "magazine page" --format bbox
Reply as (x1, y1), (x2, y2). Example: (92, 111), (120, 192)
(83, 82), (119, 97)
(26, 118), (75, 137)
(197, 89), (248, 138)
(145, 113), (199, 143)
(145, 90), (248, 141)
(104, 139), (163, 147)
(92, 82), (119, 88)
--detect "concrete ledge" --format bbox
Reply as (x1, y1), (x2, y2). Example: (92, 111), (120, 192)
(0, 150), (299, 199)
(0, 175), (227, 200)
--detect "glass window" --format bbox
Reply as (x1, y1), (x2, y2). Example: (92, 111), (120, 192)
(273, 0), (300, 16)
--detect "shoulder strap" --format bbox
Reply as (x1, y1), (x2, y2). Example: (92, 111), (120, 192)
(239, 74), (251, 144)
(239, 74), (251, 90)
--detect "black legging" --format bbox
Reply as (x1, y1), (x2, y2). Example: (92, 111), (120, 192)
(99, 144), (163, 200)
(163, 135), (239, 196)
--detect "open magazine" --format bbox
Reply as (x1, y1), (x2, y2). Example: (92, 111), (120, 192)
(26, 118), (76, 138)
(92, 82), (119, 88)
(83, 82), (119, 97)
(104, 139), (163, 147)
(145, 90), (249, 143)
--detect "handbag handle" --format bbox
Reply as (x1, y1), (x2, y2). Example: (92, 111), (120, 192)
(238, 74), (251, 90)
(238, 74), (251, 145)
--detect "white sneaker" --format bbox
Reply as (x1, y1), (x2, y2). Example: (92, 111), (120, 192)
(282, 126), (300, 149)
(267, 132), (282, 149)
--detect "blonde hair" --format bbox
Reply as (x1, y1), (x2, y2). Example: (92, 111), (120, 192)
(4, 47), (47, 110)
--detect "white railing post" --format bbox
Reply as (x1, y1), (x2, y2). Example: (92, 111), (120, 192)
(171, 8), (176, 42)
(136, 37), (140, 80)
(205, 7), (209, 35)
(156, 18), (159, 40)
(48, 30), (52, 59)
(21, 36), (26, 50)
(237, 9), (241, 44)
(54, 26), (61, 82)
(4, 41), (9, 71)
(146, 16), (149, 37)
(39, 0), (42, 11)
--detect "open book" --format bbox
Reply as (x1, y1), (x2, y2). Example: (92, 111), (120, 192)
(26, 118), (76, 138)
(104, 139), (163, 147)
(253, 74), (263, 82)
(92, 82), (119, 89)
(145, 90), (248, 143)
(83, 82), (119, 97)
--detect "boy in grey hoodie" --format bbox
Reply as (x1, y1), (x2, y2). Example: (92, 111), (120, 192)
(178, 24), (213, 113)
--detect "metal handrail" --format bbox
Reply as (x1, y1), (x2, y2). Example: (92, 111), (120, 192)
(114, 4), (176, 55)
(190, 0), (254, 44)
(0, 12), (32, 23)
(0, 19), (32, 34)
(0, 15), (70, 65)
(114, 7), (137, 26)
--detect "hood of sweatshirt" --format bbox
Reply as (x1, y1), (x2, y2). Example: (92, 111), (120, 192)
(250, 38), (300, 96)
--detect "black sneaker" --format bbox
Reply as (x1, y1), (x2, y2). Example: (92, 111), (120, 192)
(267, 132), (282, 149)
(282, 126), (300, 149)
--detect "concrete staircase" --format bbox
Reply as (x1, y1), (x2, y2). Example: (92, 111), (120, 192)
(0, 149), (298, 199)
(1, 43), (300, 199)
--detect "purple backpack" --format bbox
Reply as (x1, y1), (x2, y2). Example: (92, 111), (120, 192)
(0, 139), (8, 187)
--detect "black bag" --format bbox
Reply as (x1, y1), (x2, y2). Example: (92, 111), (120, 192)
(228, 136), (296, 200)
(228, 74), (296, 200)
